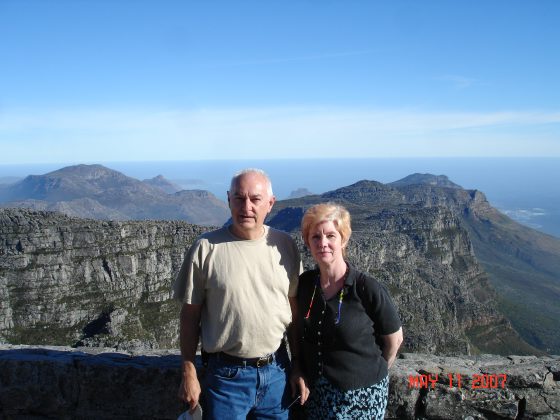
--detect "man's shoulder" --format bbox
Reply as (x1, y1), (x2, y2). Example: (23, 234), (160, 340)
(185, 227), (232, 256)
(265, 226), (300, 254)
(196, 226), (231, 244)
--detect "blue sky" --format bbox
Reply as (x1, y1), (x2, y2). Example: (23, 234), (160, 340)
(1, 0), (559, 164)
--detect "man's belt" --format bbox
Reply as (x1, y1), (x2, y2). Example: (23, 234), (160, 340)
(205, 350), (276, 368)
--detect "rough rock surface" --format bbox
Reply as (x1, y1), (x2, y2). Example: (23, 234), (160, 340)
(0, 345), (558, 419)
(270, 181), (537, 355)
(0, 208), (210, 349)
(0, 202), (532, 355)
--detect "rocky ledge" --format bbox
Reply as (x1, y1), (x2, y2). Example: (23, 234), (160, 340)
(0, 346), (558, 419)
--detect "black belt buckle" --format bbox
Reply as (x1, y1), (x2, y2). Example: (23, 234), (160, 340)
(256, 354), (273, 368)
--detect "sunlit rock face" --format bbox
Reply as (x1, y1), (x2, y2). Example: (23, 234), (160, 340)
(0, 193), (531, 356)
(0, 208), (210, 350)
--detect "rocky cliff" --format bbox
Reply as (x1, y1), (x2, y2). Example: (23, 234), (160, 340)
(0, 196), (534, 355)
(269, 181), (538, 356)
(0, 208), (210, 349)
(3, 167), (557, 353)
(1, 345), (558, 419)
(390, 179), (560, 354)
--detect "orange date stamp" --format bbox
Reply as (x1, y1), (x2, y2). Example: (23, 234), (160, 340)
(408, 373), (508, 390)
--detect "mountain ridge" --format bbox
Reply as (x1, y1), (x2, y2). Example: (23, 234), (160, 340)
(389, 173), (462, 189)
(268, 173), (560, 354)
(142, 174), (183, 194)
(0, 164), (229, 226)
(1, 168), (558, 354)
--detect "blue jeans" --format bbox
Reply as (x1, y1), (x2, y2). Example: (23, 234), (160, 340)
(202, 346), (291, 420)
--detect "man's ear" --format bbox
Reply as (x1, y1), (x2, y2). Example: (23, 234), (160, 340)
(227, 191), (231, 208)
(267, 195), (276, 213)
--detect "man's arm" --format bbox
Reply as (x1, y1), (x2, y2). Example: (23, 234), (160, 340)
(288, 297), (309, 405)
(178, 303), (203, 411)
(381, 326), (403, 368)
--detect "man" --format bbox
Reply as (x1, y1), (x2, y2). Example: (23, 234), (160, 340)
(174, 168), (308, 419)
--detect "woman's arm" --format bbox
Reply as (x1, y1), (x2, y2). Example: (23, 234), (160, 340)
(380, 327), (403, 368)
(288, 297), (310, 404)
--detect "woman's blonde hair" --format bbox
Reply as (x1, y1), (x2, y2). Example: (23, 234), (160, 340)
(301, 203), (352, 251)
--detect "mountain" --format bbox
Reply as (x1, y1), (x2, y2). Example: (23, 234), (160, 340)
(0, 164), (229, 226)
(389, 173), (462, 189)
(287, 187), (314, 199)
(390, 176), (560, 354)
(142, 175), (183, 194)
(1, 173), (557, 356)
(268, 176), (560, 355)
(466, 208), (560, 353)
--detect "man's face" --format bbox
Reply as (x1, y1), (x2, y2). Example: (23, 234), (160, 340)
(227, 172), (275, 239)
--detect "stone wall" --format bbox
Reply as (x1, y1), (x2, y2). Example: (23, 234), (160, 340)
(1, 345), (558, 419)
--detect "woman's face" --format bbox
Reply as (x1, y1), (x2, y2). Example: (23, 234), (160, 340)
(307, 220), (346, 265)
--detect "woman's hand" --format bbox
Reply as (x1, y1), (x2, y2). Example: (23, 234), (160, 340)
(381, 327), (404, 368)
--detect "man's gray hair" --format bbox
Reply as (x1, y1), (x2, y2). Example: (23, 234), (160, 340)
(229, 168), (274, 196)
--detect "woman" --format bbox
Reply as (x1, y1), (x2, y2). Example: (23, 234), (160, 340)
(297, 203), (403, 419)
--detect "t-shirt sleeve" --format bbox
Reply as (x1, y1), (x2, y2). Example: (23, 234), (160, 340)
(361, 275), (401, 335)
(172, 238), (206, 304)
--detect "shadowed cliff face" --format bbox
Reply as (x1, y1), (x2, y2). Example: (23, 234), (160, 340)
(390, 182), (560, 354)
(268, 180), (542, 356)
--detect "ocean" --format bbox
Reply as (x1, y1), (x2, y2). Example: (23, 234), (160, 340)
(1, 158), (559, 238)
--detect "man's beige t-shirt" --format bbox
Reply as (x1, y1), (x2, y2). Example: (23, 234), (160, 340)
(174, 225), (302, 358)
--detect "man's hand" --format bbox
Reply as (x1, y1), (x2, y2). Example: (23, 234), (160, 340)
(178, 362), (201, 412)
(178, 303), (203, 412)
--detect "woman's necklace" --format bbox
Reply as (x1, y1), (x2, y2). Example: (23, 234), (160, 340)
(304, 264), (349, 324)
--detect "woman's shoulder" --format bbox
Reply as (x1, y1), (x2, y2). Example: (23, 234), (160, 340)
(299, 268), (319, 281)
(297, 269), (318, 296)
(348, 265), (387, 294)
